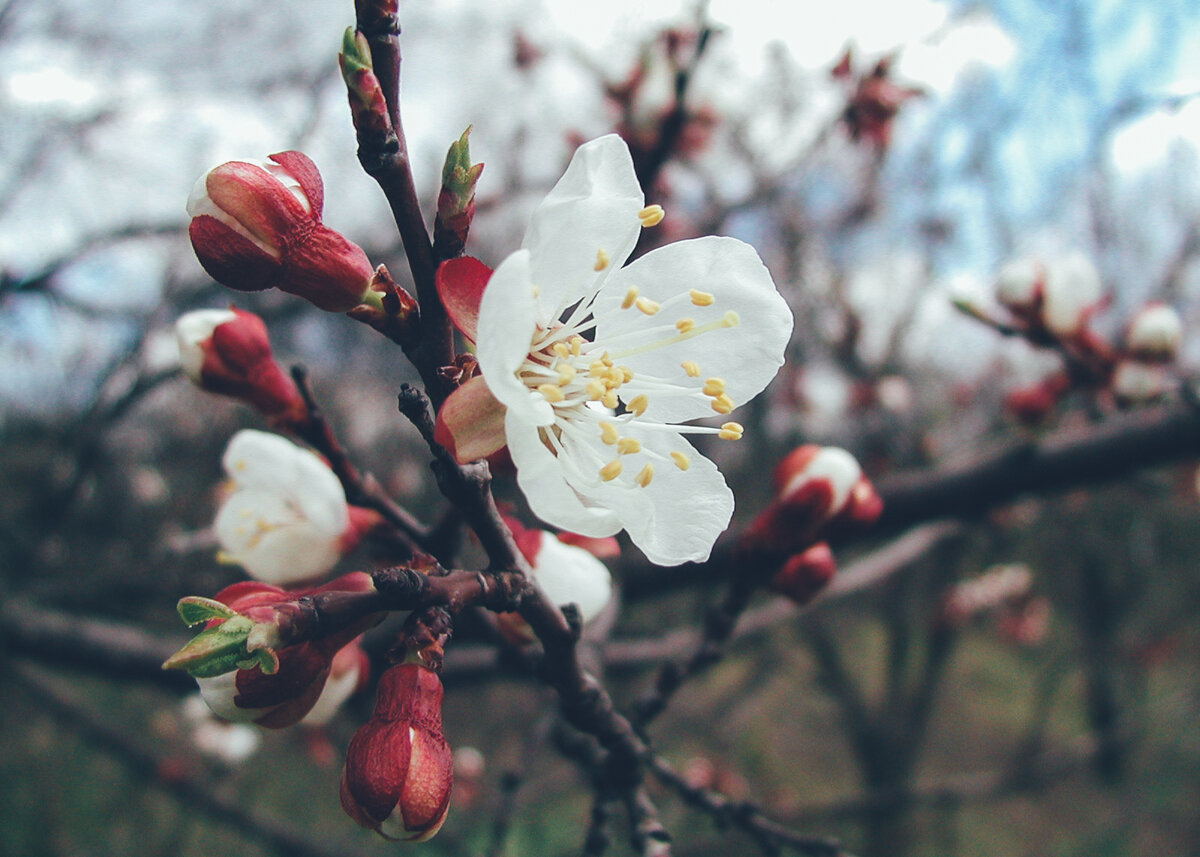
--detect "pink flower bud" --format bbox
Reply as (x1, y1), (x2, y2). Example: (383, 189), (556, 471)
(769, 542), (836, 606)
(197, 573), (378, 729)
(340, 663), (453, 841)
(1125, 302), (1182, 362)
(176, 307), (306, 424)
(187, 152), (375, 312)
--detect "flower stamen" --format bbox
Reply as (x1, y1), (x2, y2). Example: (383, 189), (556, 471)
(681, 360), (701, 377)
(635, 297), (660, 316)
(635, 464), (654, 486)
(718, 421), (744, 440)
(599, 459), (623, 481)
(595, 249), (610, 271)
(638, 204), (665, 227)
(621, 286), (639, 309)
(627, 394), (649, 416)
(689, 289), (714, 306)
(670, 451), (691, 470)
(616, 437), (641, 455)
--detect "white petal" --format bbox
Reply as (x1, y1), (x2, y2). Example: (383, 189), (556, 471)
(475, 251), (555, 427)
(197, 672), (270, 723)
(598, 237), (793, 423)
(214, 489), (342, 584)
(222, 430), (347, 536)
(612, 430), (733, 565)
(522, 135), (644, 314)
(505, 410), (623, 538)
(530, 536), (614, 624)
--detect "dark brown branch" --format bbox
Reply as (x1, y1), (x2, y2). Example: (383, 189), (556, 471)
(290, 365), (429, 547)
(622, 401), (1200, 599)
(648, 754), (850, 857)
(352, 0), (454, 407)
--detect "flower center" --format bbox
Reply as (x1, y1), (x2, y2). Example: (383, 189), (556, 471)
(516, 266), (745, 490)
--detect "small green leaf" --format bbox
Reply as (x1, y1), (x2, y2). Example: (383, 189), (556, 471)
(236, 647), (280, 676)
(177, 596), (236, 626)
(162, 616), (253, 676)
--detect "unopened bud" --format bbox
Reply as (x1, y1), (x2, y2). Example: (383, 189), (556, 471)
(1111, 359), (1170, 405)
(744, 445), (867, 552)
(341, 663), (453, 841)
(994, 257), (1044, 314)
(175, 307), (306, 425)
(1040, 251), (1103, 337)
(1125, 302), (1182, 362)
(770, 542), (836, 606)
(433, 127), (484, 260)
(188, 152), (377, 312)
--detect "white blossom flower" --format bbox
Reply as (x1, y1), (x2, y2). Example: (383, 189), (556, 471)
(214, 429), (351, 585)
(438, 135), (792, 565)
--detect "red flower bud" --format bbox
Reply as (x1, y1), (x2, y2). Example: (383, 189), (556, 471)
(770, 542), (836, 606)
(341, 663), (453, 841)
(187, 152), (375, 312)
(196, 573), (378, 729)
(745, 445), (864, 551)
(176, 307), (306, 425)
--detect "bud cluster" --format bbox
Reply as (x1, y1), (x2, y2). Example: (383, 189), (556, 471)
(957, 251), (1186, 422)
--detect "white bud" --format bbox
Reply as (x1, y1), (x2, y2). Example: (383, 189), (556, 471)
(995, 257), (1043, 310)
(1041, 251), (1102, 336)
(1126, 302), (1182, 360)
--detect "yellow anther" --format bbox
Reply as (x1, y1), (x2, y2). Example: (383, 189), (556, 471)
(689, 289), (715, 306)
(628, 394), (649, 416)
(588, 360), (608, 377)
(599, 422), (620, 445)
(621, 286), (639, 309)
(601, 352), (613, 367)
(537, 383), (566, 403)
(553, 341), (571, 358)
(681, 360), (701, 377)
(635, 464), (654, 487)
(635, 297), (661, 316)
(605, 367), (625, 385)
(618, 366), (634, 383)
(617, 437), (641, 455)
(718, 421), (744, 440)
(675, 317), (695, 334)
(670, 451), (691, 470)
(638, 204), (665, 227)
(702, 377), (726, 397)
(711, 393), (734, 415)
(570, 336), (583, 356)
(586, 380), (607, 400)
(594, 248), (610, 271)
(602, 390), (619, 409)
(556, 364), (578, 385)
(722, 310), (740, 327)
(599, 459), (623, 481)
